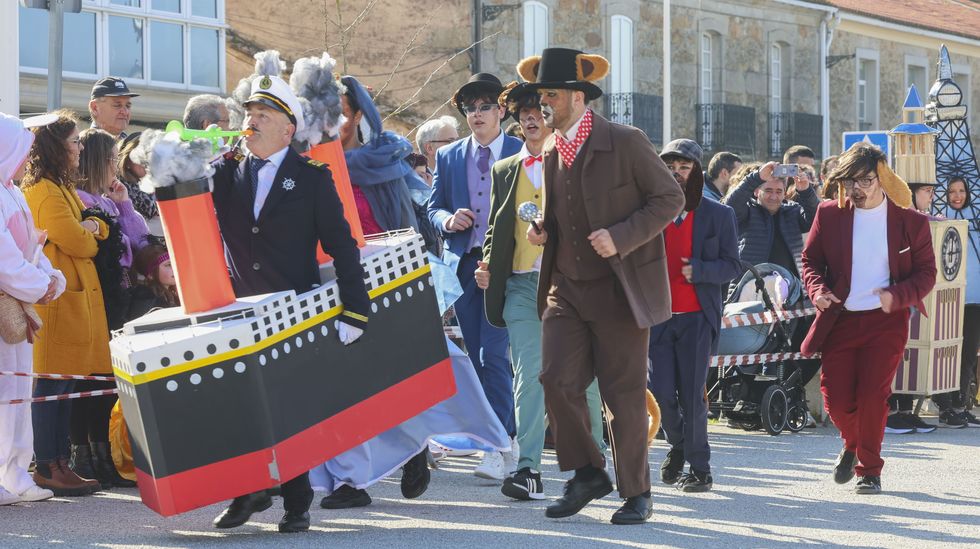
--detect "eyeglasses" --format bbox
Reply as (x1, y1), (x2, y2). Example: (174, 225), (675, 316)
(462, 103), (498, 115)
(841, 175), (878, 190)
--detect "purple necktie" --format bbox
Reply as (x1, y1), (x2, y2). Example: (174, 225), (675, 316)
(477, 146), (491, 174)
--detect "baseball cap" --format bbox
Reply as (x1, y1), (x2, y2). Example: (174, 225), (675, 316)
(91, 77), (140, 99)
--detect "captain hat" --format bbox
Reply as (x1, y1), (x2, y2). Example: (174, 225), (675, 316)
(244, 75), (305, 133)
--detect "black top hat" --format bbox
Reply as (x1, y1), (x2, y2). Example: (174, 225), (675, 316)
(498, 81), (540, 121)
(516, 48), (609, 101)
(451, 73), (505, 115)
(91, 76), (139, 99)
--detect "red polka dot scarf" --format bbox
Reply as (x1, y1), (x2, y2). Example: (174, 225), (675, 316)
(555, 109), (593, 169)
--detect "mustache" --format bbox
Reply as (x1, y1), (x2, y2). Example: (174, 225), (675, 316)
(541, 106), (554, 117)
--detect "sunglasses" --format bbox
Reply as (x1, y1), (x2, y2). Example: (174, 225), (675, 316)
(462, 103), (498, 115)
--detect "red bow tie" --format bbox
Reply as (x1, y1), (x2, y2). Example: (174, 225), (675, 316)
(523, 155), (542, 168)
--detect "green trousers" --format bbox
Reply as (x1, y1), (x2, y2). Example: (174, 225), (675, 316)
(503, 271), (606, 471)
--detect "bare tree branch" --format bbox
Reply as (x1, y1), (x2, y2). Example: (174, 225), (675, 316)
(371, 4), (442, 101)
(383, 31), (501, 123)
(403, 98), (454, 139)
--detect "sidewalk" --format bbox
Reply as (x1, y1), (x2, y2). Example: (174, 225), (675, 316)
(2, 424), (978, 548)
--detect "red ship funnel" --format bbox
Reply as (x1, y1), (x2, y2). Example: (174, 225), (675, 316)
(155, 177), (235, 313)
(305, 141), (365, 265)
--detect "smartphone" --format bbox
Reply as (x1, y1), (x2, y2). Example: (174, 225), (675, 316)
(773, 164), (800, 178)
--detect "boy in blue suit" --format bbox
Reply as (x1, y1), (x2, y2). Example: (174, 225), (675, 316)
(649, 139), (741, 493)
(426, 74), (523, 479)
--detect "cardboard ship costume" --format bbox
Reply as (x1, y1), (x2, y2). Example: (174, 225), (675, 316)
(110, 64), (458, 516)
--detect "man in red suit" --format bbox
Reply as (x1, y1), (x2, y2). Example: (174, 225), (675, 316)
(801, 144), (936, 495)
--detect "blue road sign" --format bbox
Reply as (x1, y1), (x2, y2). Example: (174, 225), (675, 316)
(842, 130), (891, 163)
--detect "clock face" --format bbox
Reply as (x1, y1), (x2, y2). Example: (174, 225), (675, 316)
(941, 226), (963, 281)
(937, 82), (962, 107)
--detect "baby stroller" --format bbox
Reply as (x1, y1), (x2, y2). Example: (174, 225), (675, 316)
(710, 262), (810, 435)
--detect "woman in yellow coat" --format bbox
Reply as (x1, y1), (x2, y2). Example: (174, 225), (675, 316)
(21, 110), (108, 496)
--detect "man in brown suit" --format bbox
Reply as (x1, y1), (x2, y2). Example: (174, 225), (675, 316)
(518, 48), (685, 524)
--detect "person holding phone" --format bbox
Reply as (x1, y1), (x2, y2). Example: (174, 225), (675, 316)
(722, 160), (820, 284)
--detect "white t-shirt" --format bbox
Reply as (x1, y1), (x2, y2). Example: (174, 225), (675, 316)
(844, 199), (890, 311)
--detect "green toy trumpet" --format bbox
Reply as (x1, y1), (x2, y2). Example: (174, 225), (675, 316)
(165, 120), (252, 152)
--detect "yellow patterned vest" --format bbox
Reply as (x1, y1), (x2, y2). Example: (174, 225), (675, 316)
(511, 166), (543, 272)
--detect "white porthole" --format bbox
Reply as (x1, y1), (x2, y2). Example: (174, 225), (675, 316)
(321, 325), (329, 336)
(407, 287), (413, 298)
(212, 368), (224, 379)
(295, 336), (303, 348)
(308, 331), (316, 342)
(283, 342), (291, 354)
(383, 297), (390, 308)
(166, 380), (178, 392)
(371, 302), (379, 313)
(395, 292), (402, 303)
(234, 361), (246, 373)
(190, 373), (202, 385)
(271, 349), (279, 360)
(259, 355), (267, 366)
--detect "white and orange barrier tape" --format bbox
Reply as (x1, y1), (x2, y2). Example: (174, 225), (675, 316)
(720, 307), (817, 330)
(0, 388), (118, 406)
(710, 351), (822, 369)
(0, 371), (115, 382)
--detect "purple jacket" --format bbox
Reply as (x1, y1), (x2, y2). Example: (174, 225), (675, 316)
(76, 190), (150, 270)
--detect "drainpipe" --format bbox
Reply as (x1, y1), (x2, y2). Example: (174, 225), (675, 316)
(472, 0), (482, 74)
(663, 0), (671, 144)
(820, 13), (839, 159)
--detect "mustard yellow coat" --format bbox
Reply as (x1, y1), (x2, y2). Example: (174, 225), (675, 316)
(23, 178), (110, 375)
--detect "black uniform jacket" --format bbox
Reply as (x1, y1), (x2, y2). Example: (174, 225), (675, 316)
(211, 146), (370, 329)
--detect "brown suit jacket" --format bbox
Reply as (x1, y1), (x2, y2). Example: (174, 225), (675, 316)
(800, 198), (936, 355)
(537, 113), (685, 328)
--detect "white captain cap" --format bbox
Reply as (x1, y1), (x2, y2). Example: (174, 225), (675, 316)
(243, 75), (305, 133)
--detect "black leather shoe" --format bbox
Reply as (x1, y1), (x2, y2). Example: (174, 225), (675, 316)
(678, 470), (713, 493)
(320, 484), (372, 509)
(401, 449), (431, 499)
(278, 511), (310, 533)
(855, 476), (881, 494)
(545, 471), (613, 518)
(833, 448), (857, 485)
(611, 495), (653, 525)
(213, 492), (273, 529)
(660, 447), (685, 485)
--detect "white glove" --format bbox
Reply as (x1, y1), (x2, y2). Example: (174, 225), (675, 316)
(337, 321), (364, 345)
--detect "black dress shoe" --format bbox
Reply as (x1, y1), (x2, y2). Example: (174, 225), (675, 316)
(320, 484), (372, 509)
(833, 448), (857, 485)
(855, 476), (881, 494)
(545, 471), (613, 519)
(278, 511), (310, 533)
(401, 449), (431, 499)
(611, 495), (653, 525)
(678, 470), (713, 493)
(660, 447), (685, 485)
(213, 492), (273, 529)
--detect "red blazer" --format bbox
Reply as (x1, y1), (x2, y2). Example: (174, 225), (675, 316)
(800, 199), (936, 355)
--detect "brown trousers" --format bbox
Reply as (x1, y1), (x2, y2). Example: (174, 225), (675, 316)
(540, 273), (651, 497)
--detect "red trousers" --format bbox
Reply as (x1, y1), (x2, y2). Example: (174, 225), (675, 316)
(820, 308), (909, 477)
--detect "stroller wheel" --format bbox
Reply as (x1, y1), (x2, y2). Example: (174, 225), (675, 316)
(786, 404), (808, 433)
(761, 385), (788, 435)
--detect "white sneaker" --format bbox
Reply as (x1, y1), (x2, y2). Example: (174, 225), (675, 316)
(474, 451), (506, 480)
(502, 437), (520, 474)
(0, 487), (20, 506)
(18, 485), (54, 502)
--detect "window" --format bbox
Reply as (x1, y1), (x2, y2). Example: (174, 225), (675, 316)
(522, 1), (548, 59)
(770, 42), (790, 114)
(856, 51), (879, 131)
(610, 15), (633, 95)
(905, 55), (929, 98)
(19, 8), (97, 75)
(18, 1), (225, 92)
(700, 32), (722, 104)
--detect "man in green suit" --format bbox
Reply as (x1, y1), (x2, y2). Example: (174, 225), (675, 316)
(475, 83), (604, 501)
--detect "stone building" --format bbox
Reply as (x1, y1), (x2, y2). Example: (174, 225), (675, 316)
(7, 0), (980, 161)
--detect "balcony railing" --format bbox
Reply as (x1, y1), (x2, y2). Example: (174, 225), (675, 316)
(769, 112), (823, 158)
(696, 103), (756, 156)
(604, 92), (663, 144)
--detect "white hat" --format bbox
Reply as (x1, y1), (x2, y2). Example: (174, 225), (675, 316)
(0, 113), (58, 183)
(244, 75), (305, 133)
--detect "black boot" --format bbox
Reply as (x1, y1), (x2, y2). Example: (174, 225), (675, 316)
(91, 441), (136, 488)
(70, 444), (102, 488)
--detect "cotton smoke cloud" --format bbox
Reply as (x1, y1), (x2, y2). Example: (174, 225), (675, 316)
(131, 129), (215, 194)
(290, 52), (346, 149)
(227, 50), (288, 130)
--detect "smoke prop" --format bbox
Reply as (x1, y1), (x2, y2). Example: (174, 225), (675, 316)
(227, 50), (288, 131)
(131, 129), (215, 194)
(290, 52), (347, 149)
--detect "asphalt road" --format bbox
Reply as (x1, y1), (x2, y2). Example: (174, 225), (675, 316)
(3, 423), (979, 548)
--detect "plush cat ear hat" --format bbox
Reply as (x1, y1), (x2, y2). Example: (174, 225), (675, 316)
(516, 48), (610, 101)
(833, 144), (912, 209)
